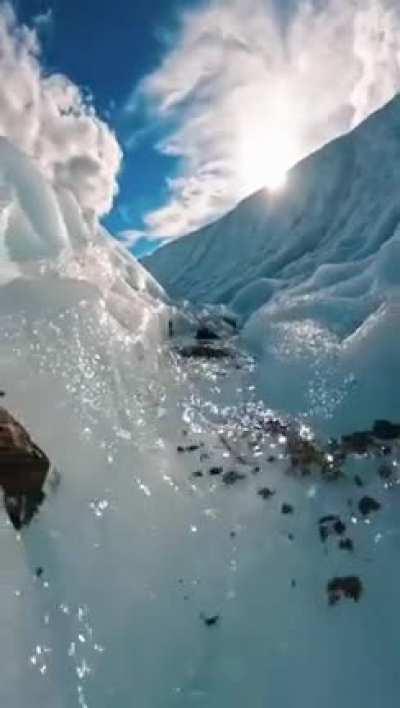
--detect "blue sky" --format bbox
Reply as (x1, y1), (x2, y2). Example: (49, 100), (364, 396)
(15, 0), (198, 255)
(4, 0), (400, 257)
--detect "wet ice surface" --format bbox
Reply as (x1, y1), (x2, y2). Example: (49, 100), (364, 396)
(1, 302), (400, 708)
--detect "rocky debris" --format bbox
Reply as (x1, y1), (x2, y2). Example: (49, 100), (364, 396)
(318, 515), (346, 542)
(0, 408), (50, 529)
(201, 613), (220, 627)
(327, 576), (363, 605)
(177, 344), (232, 360)
(372, 419), (400, 440)
(195, 325), (220, 341)
(358, 495), (381, 517)
(341, 431), (373, 455)
(338, 538), (354, 552)
(281, 503), (294, 515)
(264, 419), (288, 437)
(222, 470), (246, 485)
(177, 443), (201, 453)
(257, 487), (275, 500)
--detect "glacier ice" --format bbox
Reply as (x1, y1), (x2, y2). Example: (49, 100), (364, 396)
(1, 118), (400, 708)
(145, 95), (400, 430)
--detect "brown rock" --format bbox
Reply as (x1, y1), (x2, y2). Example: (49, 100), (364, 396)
(0, 408), (50, 529)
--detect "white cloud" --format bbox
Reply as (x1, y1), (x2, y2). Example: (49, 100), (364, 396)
(0, 3), (121, 221)
(129, 0), (400, 238)
(117, 229), (146, 249)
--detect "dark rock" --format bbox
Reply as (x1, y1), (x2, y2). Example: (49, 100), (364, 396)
(341, 431), (372, 455)
(291, 579), (297, 588)
(372, 419), (400, 440)
(288, 533), (294, 541)
(354, 475), (364, 487)
(358, 495), (381, 517)
(192, 470), (204, 479)
(209, 466), (223, 476)
(177, 446), (185, 453)
(319, 515), (345, 542)
(327, 576), (363, 605)
(222, 470), (246, 485)
(195, 326), (220, 341)
(257, 487), (275, 500)
(201, 614), (220, 627)
(333, 520), (346, 535)
(339, 538), (354, 552)
(0, 408), (50, 529)
(281, 503), (294, 515)
(267, 456), (276, 463)
(0, 391), (5, 397)
(252, 465), (261, 474)
(177, 344), (231, 360)
(35, 567), (44, 577)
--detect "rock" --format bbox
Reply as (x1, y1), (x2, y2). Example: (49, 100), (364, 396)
(341, 431), (373, 455)
(358, 495), (381, 517)
(177, 344), (232, 359)
(209, 466), (223, 476)
(201, 613), (220, 627)
(281, 503), (294, 515)
(354, 475), (364, 487)
(195, 326), (220, 341)
(192, 470), (204, 479)
(338, 538), (354, 552)
(327, 576), (363, 605)
(372, 419), (400, 440)
(222, 470), (246, 485)
(0, 408), (50, 529)
(318, 515), (346, 542)
(257, 487), (275, 500)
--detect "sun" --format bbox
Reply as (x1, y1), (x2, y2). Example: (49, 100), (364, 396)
(237, 126), (295, 196)
(264, 165), (288, 191)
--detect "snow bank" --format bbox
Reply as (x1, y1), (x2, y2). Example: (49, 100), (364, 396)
(0, 137), (170, 351)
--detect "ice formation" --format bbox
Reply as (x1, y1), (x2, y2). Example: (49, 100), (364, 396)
(1, 102), (400, 708)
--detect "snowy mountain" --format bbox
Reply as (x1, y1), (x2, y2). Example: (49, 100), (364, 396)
(1, 117), (400, 708)
(144, 95), (400, 429)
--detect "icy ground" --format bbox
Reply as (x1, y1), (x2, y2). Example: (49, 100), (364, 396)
(2, 298), (400, 708)
(1, 137), (400, 708)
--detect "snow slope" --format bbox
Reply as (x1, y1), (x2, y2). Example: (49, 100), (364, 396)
(144, 95), (400, 429)
(1, 130), (400, 708)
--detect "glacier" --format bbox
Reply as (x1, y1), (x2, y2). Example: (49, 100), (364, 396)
(0, 100), (400, 708)
(145, 95), (400, 432)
